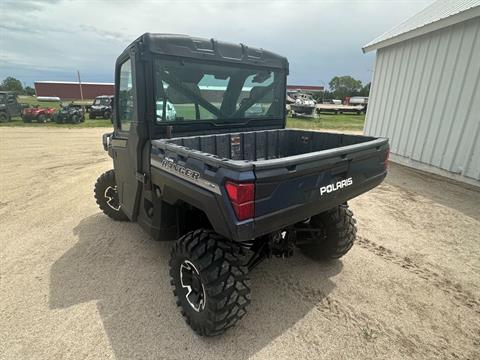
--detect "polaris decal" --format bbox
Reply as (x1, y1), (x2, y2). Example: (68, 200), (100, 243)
(320, 177), (353, 196)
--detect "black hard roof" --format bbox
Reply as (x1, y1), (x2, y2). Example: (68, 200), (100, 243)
(123, 33), (289, 71)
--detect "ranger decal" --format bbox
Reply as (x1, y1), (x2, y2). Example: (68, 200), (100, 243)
(151, 157), (221, 195)
(160, 158), (200, 180)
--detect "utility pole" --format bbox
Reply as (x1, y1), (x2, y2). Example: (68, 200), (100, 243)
(77, 70), (84, 101)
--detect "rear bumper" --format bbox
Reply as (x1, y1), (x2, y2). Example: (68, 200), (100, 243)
(251, 171), (386, 239)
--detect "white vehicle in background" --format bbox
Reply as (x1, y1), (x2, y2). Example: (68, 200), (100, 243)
(36, 96), (61, 102)
(349, 96), (368, 105)
(245, 103), (266, 116)
(288, 91), (317, 118)
(317, 98), (366, 115)
(156, 100), (177, 121)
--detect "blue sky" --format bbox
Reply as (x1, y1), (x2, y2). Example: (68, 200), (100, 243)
(0, 0), (432, 88)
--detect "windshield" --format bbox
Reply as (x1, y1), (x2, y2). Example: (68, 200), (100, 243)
(93, 97), (111, 106)
(153, 57), (285, 123)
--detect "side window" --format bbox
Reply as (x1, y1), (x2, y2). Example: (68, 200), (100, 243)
(118, 59), (133, 131)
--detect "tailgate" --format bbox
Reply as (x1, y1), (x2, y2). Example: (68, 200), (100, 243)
(253, 138), (388, 236)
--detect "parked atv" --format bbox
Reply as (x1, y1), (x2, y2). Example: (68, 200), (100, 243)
(0, 91), (22, 122)
(55, 103), (85, 124)
(89, 95), (113, 119)
(21, 105), (56, 123)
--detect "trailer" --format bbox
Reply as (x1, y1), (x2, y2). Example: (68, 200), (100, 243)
(316, 103), (366, 115)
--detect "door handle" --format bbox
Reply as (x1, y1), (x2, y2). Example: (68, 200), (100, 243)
(111, 138), (128, 148)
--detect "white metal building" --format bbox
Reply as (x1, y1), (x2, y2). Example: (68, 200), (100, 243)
(363, 0), (480, 186)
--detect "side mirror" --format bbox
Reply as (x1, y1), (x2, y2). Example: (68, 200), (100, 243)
(102, 132), (112, 152)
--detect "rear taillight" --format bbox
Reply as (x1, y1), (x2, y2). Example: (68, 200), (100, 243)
(225, 181), (254, 221)
(384, 149), (390, 169)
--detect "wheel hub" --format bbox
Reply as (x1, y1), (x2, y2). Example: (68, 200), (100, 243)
(180, 260), (206, 312)
(104, 185), (120, 211)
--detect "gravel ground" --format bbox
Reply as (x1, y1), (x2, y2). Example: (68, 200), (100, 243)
(1, 127), (479, 360)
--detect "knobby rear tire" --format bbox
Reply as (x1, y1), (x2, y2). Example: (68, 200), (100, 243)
(169, 229), (251, 336)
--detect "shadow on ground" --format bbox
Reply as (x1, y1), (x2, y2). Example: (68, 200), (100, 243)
(50, 214), (342, 360)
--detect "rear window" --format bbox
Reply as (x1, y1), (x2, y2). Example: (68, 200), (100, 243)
(153, 57), (285, 124)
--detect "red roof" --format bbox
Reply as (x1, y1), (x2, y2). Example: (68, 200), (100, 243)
(34, 81), (114, 100)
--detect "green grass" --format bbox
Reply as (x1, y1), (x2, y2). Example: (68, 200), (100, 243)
(0, 117), (112, 128)
(287, 113), (365, 132)
(2, 96), (365, 131)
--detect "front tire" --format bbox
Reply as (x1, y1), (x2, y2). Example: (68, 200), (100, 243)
(94, 170), (129, 221)
(298, 204), (357, 260)
(169, 229), (251, 336)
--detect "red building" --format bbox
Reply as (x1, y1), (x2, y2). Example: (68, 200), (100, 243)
(34, 82), (323, 100)
(34, 81), (114, 100)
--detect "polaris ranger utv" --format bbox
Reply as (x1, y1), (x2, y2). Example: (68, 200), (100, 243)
(89, 95), (114, 119)
(94, 33), (389, 336)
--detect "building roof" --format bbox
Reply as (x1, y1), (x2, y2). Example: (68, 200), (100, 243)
(34, 81), (114, 86)
(363, 0), (480, 53)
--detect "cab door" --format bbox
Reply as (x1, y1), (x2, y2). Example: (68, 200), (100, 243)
(111, 56), (142, 220)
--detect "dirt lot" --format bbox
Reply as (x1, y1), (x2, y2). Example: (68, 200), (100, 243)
(1, 127), (479, 360)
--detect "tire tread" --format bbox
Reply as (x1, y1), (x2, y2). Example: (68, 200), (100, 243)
(299, 203), (357, 259)
(93, 170), (129, 221)
(169, 229), (251, 336)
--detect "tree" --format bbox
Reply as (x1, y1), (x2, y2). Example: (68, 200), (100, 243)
(24, 86), (36, 96)
(359, 82), (371, 97)
(328, 76), (363, 100)
(0, 76), (23, 93)
(321, 90), (333, 101)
